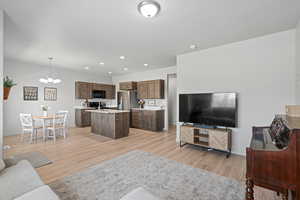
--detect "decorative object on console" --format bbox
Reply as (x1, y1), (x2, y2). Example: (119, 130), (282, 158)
(3, 76), (17, 100)
(44, 87), (57, 101)
(268, 116), (290, 149)
(23, 86), (38, 101)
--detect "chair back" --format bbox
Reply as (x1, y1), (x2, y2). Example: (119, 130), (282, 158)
(20, 113), (33, 129)
(54, 111), (68, 127)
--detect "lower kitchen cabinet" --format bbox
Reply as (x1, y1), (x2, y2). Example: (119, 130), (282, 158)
(75, 109), (92, 127)
(131, 109), (164, 131)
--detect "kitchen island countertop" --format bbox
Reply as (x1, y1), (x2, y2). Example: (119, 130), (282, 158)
(86, 109), (130, 114)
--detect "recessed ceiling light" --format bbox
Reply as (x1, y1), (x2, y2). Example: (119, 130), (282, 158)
(99, 62), (104, 65)
(108, 71), (112, 75)
(144, 63), (149, 67)
(120, 56), (126, 60)
(190, 44), (197, 49)
(84, 66), (90, 70)
(138, 0), (161, 18)
(123, 67), (128, 71)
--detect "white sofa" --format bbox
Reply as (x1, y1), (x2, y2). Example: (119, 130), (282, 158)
(0, 160), (59, 200)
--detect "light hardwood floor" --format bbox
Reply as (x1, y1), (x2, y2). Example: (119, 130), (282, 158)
(4, 126), (280, 199)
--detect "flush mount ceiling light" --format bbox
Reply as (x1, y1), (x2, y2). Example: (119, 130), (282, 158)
(138, 0), (161, 18)
(190, 44), (197, 49)
(144, 63), (149, 67)
(39, 57), (62, 84)
(99, 62), (104, 65)
(84, 66), (90, 70)
(120, 56), (126, 60)
(123, 67), (128, 71)
(108, 71), (112, 75)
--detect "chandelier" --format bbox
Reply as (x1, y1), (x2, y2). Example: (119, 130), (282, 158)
(39, 57), (61, 84)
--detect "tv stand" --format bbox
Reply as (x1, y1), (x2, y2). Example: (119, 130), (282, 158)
(179, 125), (232, 158)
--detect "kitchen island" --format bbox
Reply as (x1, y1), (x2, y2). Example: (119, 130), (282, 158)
(87, 109), (130, 139)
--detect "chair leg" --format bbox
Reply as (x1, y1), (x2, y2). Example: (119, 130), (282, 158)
(63, 128), (66, 139)
(21, 131), (24, 142)
(53, 130), (56, 143)
(30, 131), (34, 144)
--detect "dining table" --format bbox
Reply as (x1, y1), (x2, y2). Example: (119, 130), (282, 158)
(32, 115), (63, 141)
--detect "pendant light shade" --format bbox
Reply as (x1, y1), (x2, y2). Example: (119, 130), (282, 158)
(39, 57), (61, 84)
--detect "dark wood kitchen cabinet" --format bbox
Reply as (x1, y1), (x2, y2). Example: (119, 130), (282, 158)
(131, 109), (164, 131)
(119, 81), (137, 90)
(90, 111), (130, 139)
(103, 84), (116, 99)
(137, 80), (164, 99)
(75, 81), (115, 99)
(75, 109), (92, 127)
(75, 81), (92, 99)
(137, 81), (149, 99)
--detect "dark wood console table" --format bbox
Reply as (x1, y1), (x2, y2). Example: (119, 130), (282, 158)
(246, 115), (300, 200)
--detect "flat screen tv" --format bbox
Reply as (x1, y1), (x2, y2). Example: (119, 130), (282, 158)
(179, 93), (237, 128)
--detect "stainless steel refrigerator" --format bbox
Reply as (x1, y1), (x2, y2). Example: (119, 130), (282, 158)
(117, 90), (138, 110)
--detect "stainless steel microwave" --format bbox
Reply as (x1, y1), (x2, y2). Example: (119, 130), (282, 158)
(92, 90), (106, 99)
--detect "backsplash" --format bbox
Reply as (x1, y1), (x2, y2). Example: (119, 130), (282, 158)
(144, 99), (167, 109)
(78, 99), (167, 109)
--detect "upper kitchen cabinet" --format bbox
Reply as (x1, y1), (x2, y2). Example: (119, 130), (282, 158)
(137, 80), (164, 99)
(75, 81), (92, 99)
(153, 80), (164, 99)
(103, 84), (116, 99)
(137, 81), (149, 99)
(119, 81), (137, 90)
(75, 81), (116, 99)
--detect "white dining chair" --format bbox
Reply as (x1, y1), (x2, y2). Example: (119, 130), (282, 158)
(46, 111), (68, 142)
(19, 113), (42, 143)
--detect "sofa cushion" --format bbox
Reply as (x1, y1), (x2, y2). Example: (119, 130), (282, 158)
(14, 185), (59, 200)
(0, 159), (5, 172)
(121, 187), (160, 200)
(0, 160), (44, 200)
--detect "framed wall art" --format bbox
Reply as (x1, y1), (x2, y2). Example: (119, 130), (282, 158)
(44, 87), (57, 101)
(23, 86), (38, 101)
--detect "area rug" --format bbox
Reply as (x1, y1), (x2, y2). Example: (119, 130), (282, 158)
(5, 151), (52, 168)
(49, 150), (244, 200)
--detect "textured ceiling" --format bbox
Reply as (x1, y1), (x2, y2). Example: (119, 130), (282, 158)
(1, 0), (300, 75)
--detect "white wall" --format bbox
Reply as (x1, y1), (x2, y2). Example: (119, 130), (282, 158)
(0, 10), (3, 159)
(112, 66), (177, 130)
(177, 30), (296, 155)
(4, 59), (112, 136)
(296, 21), (300, 104)
(168, 74), (177, 125)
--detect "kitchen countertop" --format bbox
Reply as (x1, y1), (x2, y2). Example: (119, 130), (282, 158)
(131, 108), (164, 111)
(74, 106), (96, 109)
(86, 109), (130, 114)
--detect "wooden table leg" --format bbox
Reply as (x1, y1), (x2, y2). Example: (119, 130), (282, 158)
(246, 178), (254, 200)
(282, 190), (288, 200)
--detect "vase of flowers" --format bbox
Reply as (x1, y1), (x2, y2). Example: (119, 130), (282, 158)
(41, 105), (50, 116)
(3, 76), (17, 100)
(137, 99), (145, 109)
